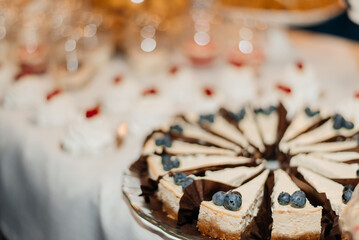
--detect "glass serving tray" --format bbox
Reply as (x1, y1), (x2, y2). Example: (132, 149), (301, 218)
(121, 171), (202, 240)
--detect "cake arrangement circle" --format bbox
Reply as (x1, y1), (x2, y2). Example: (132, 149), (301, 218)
(129, 102), (359, 240)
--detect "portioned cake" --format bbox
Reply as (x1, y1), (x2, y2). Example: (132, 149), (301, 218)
(130, 103), (359, 240)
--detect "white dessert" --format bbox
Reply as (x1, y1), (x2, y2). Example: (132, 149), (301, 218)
(157, 163), (265, 218)
(147, 154), (254, 180)
(284, 118), (359, 151)
(290, 154), (359, 179)
(101, 79), (139, 115)
(197, 170), (269, 239)
(255, 108), (278, 146)
(219, 64), (256, 109)
(142, 133), (236, 157)
(2, 75), (52, 110)
(312, 152), (359, 163)
(62, 116), (116, 155)
(289, 140), (359, 155)
(185, 114), (252, 152)
(298, 167), (347, 217)
(237, 107), (265, 152)
(163, 118), (241, 152)
(32, 93), (80, 127)
(271, 169), (322, 239)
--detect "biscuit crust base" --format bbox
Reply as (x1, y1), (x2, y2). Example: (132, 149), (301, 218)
(198, 220), (322, 240)
(271, 233), (320, 240)
(197, 220), (243, 240)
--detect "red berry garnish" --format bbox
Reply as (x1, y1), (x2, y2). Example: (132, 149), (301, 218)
(355, 92), (359, 99)
(142, 87), (158, 96)
(46, 89), (62, 101)
(276, 84), (292, 94)
(203, 87), (214, 97)
(296, 61), (303, 70)
(169, 66), (179, 75)
(229, 59), (243, 68)
(86, 105), (100, 119)
(114, 75), (123, 84)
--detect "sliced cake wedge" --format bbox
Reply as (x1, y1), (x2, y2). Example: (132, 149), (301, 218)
(157, 163), (265, 219)
(197, 170), (269, 240)
(271, 169), (322, 240)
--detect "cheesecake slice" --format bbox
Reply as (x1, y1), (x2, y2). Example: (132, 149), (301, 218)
(142, 133), (236, 156)
(298, 167), (349, 217)
(147, 154), (255, 180)
(289, 140), (359, 155)
(197, 170), (269, 240)
(254, 105), (279, 146)
(157, 163), (265, 219)
(290, 154), (359, 179)
(283, 116), (359, 152)
(280, 107), (329, 145)
(311, 152), (359, 163)
(186, 113), (253, 153)
(271, 169), (322, 240)
(164, 118), (241, 152)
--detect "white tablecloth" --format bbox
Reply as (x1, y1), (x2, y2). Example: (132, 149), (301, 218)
(1, 31), (359, 240)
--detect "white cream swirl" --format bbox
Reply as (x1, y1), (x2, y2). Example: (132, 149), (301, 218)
(3, 75), (51, 110)
(101, 80), (139, 115)
(62, 116), (116, 155)
(32, 94), (80, 127)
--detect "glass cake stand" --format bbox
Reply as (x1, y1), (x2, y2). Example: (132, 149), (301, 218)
(122, 171), (201, 240)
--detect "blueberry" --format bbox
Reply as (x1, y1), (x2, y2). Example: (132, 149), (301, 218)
(237, 108), (246, 121)
(172, 157), (180, 168)
(155, 138), (164, 146)
(199, 114), (215, 123)
(333, 114), (344, 130)
(169, 124), (183, 134)
(305, 107), (320, 117)
(161, 155), (173, 171)
(357, 169), (359, 177)
(212, 191), (227, 206)
(173, 172), (187, 185)
(182, 177), (194, 190)
(344, 121), (354, 130)
(224, 192), (242, 211)
(344, 185), (354, 192)
(342, 190), (352, 204)
(162, 135), (172, 147)
(254, 108), (264, 114)
(269, 105), (277, 112)
(278, 192), (290, 206)
(290, 190), (307, 208)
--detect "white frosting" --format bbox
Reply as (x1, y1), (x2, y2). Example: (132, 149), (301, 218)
(285, 118), (359, 150)
(32, 94), (80, 127)
(289, 140), (358, 155)
(101, 79), (139, 115)
(255, 111), (278, 145)
(219, 65), (257, 109)
(157, 164), (265, 217)
(238, 107), (265, 152)
(290, 154), (359, 179)
(198, 170), (269, 237)
(298, 167), (346, 217)
(0, 63), (17, 98)
(147, 154), (252, 180)
(62, 116), (116, 155)
(312, 152), (359, 163)
(164, 119), (241, 152)
(271, 169), (322, 238)
(3, 75), (51, 110)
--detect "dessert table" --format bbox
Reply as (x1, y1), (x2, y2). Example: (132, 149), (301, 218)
(1, 30), (359, 240)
